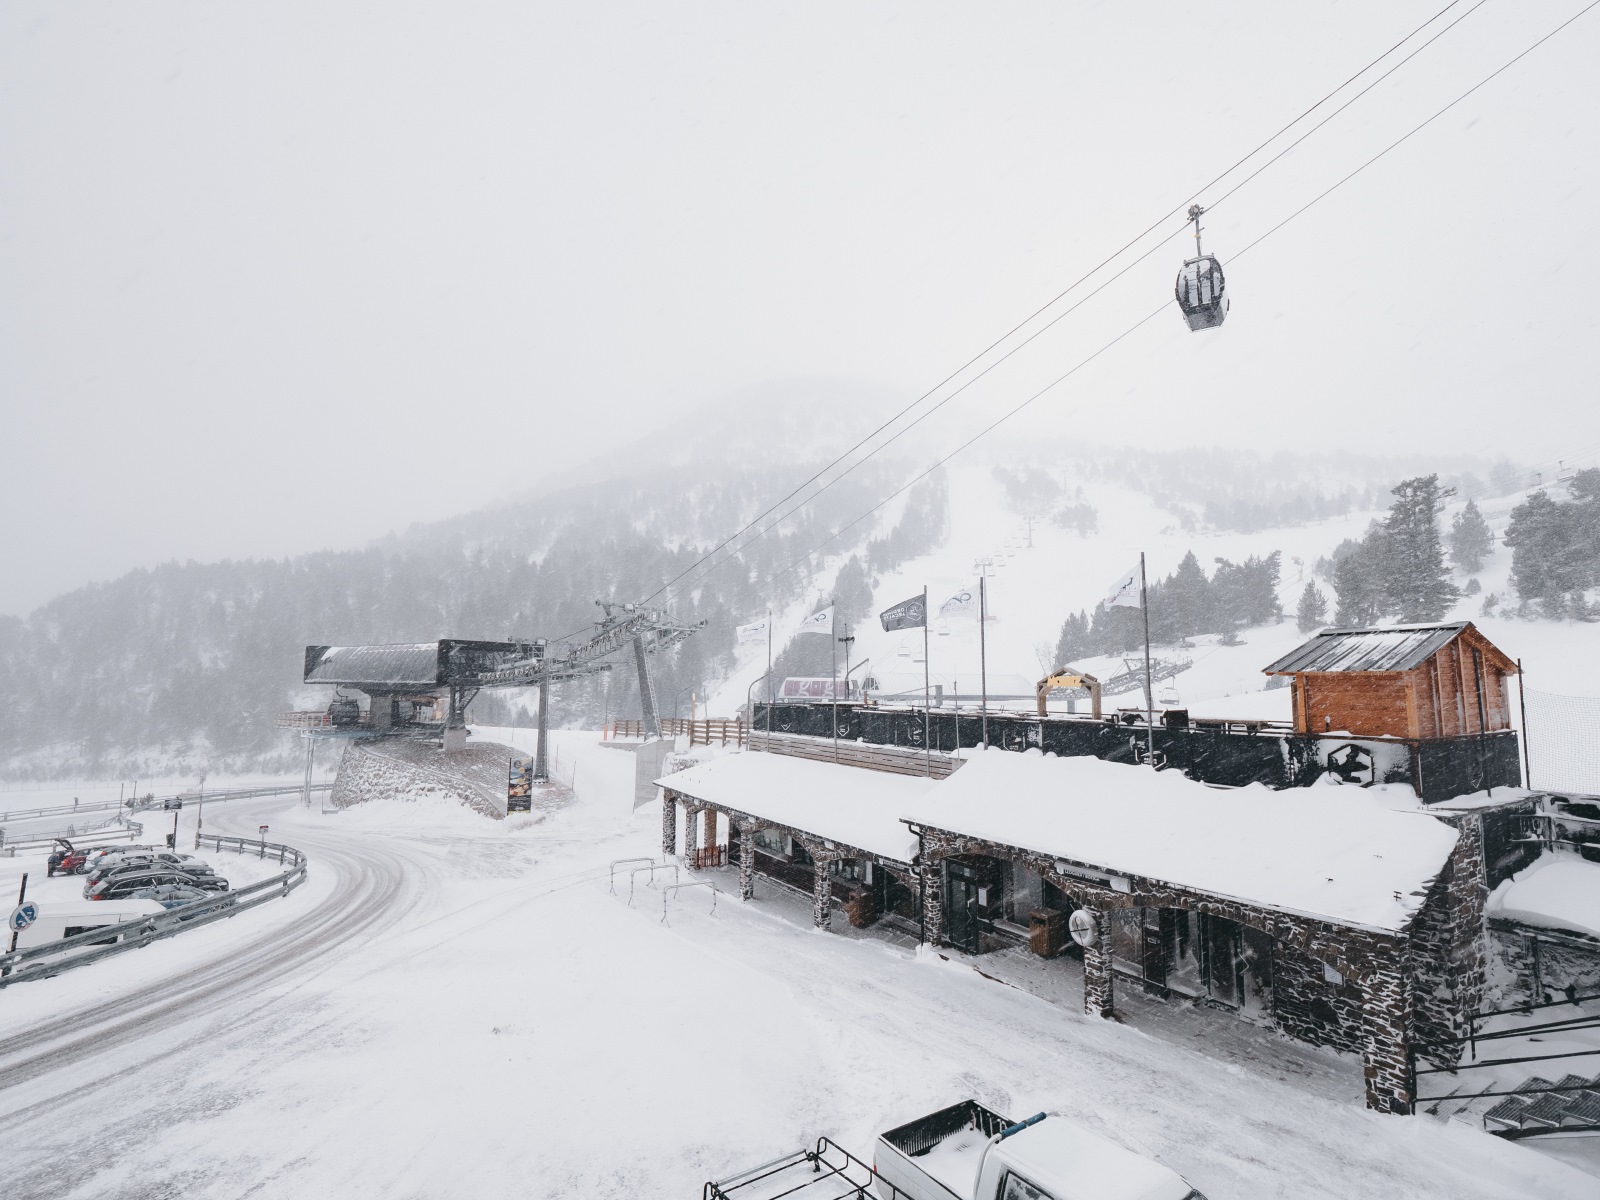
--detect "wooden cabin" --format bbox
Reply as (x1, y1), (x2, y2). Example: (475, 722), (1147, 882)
(1262, 622), (1518, 740)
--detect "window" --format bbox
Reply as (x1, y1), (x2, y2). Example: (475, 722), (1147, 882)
(1001, 1172), (1055, 1200)
(753, 829), (789, 857)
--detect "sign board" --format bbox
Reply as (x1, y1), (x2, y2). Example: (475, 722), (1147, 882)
(162, 798), (184, 811)
(507, 756), (533, 813)
(259, 825), (269, 837)
(9, 902), (40, 933)
(1068, 909), (1098, 949)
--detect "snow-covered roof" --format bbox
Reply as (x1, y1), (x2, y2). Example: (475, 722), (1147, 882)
(1262, 624), (1469, 675)
(903, 749), (1460, 932)
(656, 751), (923, 864)
(1489, 857), (1600, 941)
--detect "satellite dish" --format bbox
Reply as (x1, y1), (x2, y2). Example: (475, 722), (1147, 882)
(1068, 908), (1098, 948)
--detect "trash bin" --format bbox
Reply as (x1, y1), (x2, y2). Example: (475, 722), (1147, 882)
(1029, 908), (1067, 958)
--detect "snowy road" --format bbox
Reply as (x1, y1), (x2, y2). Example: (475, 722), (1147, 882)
(0, 734), (1594, 1198)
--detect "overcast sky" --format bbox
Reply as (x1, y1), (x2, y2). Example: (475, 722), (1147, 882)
(3, 1), (1597, 616)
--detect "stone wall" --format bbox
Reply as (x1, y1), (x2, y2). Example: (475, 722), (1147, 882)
(331, 739), (508, 819)
(1490, 918), (1600, 1002)
(914, 825), (1426, 1113)
(1271, 941), (1365, 1055)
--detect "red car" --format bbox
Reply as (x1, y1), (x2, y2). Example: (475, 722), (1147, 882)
(46, 839), (89, 876)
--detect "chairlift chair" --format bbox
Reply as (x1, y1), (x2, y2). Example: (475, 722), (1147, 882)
(1175, 205), (1229, 331)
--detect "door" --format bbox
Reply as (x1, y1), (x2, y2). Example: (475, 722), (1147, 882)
(945, 865), (981, 954)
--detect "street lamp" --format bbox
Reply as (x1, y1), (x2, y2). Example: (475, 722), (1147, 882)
(194, 773), (207, 850)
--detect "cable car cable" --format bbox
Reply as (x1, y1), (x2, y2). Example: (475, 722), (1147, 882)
(748, 0), (1600, 592)
(625, 1), (1489, 613)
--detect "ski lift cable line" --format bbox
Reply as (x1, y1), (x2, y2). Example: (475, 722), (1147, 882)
(1207, 0), (1497, 213)
(748, 1), (1600, 596)
(627, 0), (1484, 612)
(649, 0), (1485, 623)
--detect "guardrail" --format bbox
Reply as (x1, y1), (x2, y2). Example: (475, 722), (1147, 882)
(0, 833), (309, 988)
(2, 822), (142, 858)
(0, 782), (333, 826)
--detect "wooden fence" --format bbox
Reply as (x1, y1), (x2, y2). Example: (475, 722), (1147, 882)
(606, 718), (747, 747)
(751, 731), (962, 779)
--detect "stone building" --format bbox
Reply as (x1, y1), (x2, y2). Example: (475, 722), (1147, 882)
(658, 742), (1494, 1114)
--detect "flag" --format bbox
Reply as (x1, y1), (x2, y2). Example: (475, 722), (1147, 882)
(939, 586), (976, 618)
(797, 606), (834, 636)
(879, 593), (927, 632)
(737, 618), (769, 644)
(1105, 563), (1142, 608)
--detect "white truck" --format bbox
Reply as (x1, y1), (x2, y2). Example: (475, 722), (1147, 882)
(704, 1100), (1205, 1200)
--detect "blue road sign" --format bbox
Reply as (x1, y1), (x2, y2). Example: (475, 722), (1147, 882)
(9, 902), (40, 933)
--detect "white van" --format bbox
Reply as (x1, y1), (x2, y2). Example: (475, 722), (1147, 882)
(14, 898), (166, 949)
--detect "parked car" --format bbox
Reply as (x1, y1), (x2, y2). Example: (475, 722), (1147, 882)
(704, 1100), (1204, 1200)
(46, 839), (89, 876)
(86, 869), (228, 901)
(83, 854), (213, 886)
(82, 845), (157, 871)
(128, 883), (228, 914)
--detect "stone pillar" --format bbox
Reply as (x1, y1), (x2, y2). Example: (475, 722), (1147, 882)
(812, 856), (834, 929)
(1359, 946), (1415, 1114)
(918, 860), (944, 947)
(739, 822), (756, 901)
(681, 806), (700, 868)
(1082, 907), (1115, 1019)
(662, 791), (678, 857)
(702, 808), (718, 854)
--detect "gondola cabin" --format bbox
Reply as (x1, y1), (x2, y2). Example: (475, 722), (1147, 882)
(1262, 622), (1518, 740)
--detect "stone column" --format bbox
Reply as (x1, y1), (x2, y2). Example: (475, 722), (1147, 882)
(739, 822), (756, 901)
(1082, 907), (1115, 1019)
(682, 806), (700, 869)
(1359, 945), (1415, 1114)
(812, 857), (834, 929)
(662, 791), (679, 857)
(918, 860), (944, 948)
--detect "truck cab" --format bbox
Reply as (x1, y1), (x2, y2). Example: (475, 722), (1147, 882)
(875, 1101), (1201, 1200)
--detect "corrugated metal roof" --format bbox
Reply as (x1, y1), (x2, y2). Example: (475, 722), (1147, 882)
(305, 643), (442, 688)
(1261, 624), (1468, 675)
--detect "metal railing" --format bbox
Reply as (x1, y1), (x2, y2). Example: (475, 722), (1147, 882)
(0, 782), (333, 828)
(0, 833), (309, 988)
(2, 822), (141, 858)
(661, 881), (719, 925)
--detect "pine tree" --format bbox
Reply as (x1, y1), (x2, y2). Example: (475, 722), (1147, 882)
(1449, 499), (1494, 575)
(1296, 582), (1328, 632)
(1504, 490), (1574, 605)
(1383, 475), (1459, 622)
(1333, 538), (1385, 626)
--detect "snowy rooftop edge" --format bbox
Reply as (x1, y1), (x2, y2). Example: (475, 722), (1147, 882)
(656, 752), (923, 864)
(901, 749), (1460, 933)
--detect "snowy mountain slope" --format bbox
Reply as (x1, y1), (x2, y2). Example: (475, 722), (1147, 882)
(707, 461), (1600, 726)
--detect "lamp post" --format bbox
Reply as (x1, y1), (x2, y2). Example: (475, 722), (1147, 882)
(194, 773), (207, 850)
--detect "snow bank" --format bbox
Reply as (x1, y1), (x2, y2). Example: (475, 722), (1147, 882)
(1489, 856), (1600, 941)
(904, 749), (1459, 931)
(657, 751), (923, 863)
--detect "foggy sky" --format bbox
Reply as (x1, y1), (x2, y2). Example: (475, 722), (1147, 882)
(3, 1), (1597, 616)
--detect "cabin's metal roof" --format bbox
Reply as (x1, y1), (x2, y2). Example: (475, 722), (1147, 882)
(1262, 624), (1470, 675)
(305, 643), (443, 688)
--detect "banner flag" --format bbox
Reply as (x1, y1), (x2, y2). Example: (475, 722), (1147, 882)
(1105, 563), (1142, 609)
(939, 586), (976, 618)
(737, 618), (769, 644)
(879, 593), (927, 632)
(797, 606), (834, 636)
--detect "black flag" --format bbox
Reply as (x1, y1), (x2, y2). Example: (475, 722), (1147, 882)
(879, 593), (927, 632)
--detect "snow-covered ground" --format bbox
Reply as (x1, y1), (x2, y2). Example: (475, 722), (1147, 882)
(0, 727), (1593, 1198)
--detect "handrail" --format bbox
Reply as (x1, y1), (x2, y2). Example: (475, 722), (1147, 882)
(628, 863), (680, 905)
(608, 856), (655, 894)
(0, 833), (309, 987)
(661, 881), (718, 925)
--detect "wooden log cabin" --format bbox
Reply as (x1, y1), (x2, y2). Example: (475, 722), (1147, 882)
(1262, 622), (1518, 740)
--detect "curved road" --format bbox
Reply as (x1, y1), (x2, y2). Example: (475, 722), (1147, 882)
(0, 796), (436, 1182)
